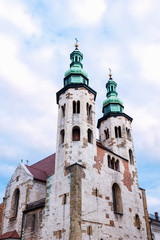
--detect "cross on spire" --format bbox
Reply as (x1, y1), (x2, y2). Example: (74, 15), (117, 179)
(75, 38), (79, 49)
(26, 160), (29, 165)
(109, 68), (112, 79)
(75, 38), (78, 44)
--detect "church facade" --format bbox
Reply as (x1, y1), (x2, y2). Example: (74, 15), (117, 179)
(0, 44), (151, 240)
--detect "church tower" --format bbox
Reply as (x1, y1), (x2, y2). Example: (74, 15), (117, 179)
(97, 71), (135, 162)
(55, 42), (97, 171)
(42, 43), (97, 240)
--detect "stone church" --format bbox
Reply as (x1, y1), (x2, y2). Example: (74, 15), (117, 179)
(0, 43), (152, 239)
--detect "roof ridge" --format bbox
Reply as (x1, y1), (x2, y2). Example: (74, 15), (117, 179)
(30, 153), (56, 167)
(26, 165), (47, 175)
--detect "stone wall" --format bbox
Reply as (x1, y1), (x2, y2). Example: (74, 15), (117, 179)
(81, 144), (148, 239)
(2, 164), (46, 237)
(22, 208), (44, 240)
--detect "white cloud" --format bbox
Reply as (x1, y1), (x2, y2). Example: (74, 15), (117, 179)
(128, 0), (155, 20)
(0, 144), (20, 159)
(125, 102), (160, 157)
(70, 0), (106, 25)
(131, 43), (160, 86)
(0, 0), (40, 36)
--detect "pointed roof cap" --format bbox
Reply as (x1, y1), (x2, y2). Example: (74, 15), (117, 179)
(103, 70), (124, 115)
(64, 41), (89, 86)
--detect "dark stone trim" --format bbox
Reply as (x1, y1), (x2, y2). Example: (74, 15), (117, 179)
(24, 198), (45, 213)
(66, 162), (86, 170)
(97, 112), (133, 128)
(34, 178), (46, 183)
(64, 73), (89, 84)
(102, 103), (124, 113)
(56, 84), (97, 104)
(139, 187), (145, 191)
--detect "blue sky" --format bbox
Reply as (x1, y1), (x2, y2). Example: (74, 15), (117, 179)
(0, 0), (160, 214)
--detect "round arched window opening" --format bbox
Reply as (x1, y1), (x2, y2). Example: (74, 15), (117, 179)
(112, 183), (123, 214)
(11, 188), (20, 218)
(72, 126), (80, 141)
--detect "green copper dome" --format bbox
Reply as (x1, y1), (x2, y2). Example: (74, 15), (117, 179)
(103, 73), (124, 115)
(103, 96), (123, 106)
(64, 45), (89, 86)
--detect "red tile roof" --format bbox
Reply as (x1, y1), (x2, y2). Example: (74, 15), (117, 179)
(0, 230), (19, 239)
(26, 153), (55, 182)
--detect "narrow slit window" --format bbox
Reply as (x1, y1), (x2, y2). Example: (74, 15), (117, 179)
(115, 127), (118, 138)
(111, 158), (115, 169)
(31, 214), (36, 231)
(64, 194), (67, 205)
(88, 129), (93, 143)
(77, 101), (80, 113)
(108, 155), (111, 168)
(95, 188), (98, 197)
(115, 160), (120, 171)
(89, 105), (92, 118)
(73, 101), (76, 113)
(60, 129), (65, 144)
(104, 129), (109, 140)
(135, 214), (141, 229)
(62, 104), (66, 117)
(129, 149), (134, 164)
(118, 126), (122, 138)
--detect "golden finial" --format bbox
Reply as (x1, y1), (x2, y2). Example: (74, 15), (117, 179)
(75, 38), (79, 49)
(109, 68), (112, 79)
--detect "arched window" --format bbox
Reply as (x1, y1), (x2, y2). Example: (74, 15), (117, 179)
(115, 127), (118, 138)
(88, 129), (93, 143)
(73, 101), (80, 114)
(60, 129), (65, 144)
(118, 126), (122, 138)
(75, 56), (78, 62)
(115, 160), (120, 171)
(108, 155), (111, 168)
(115, 126), (122, 138)
(129, 149), (134, 164)
(104, 129), (109, 140)
(135, 214), (141, 229)
(112, 183), (123, 214)
(11, 188), (20, 218)
(72, 126), (80, 141)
